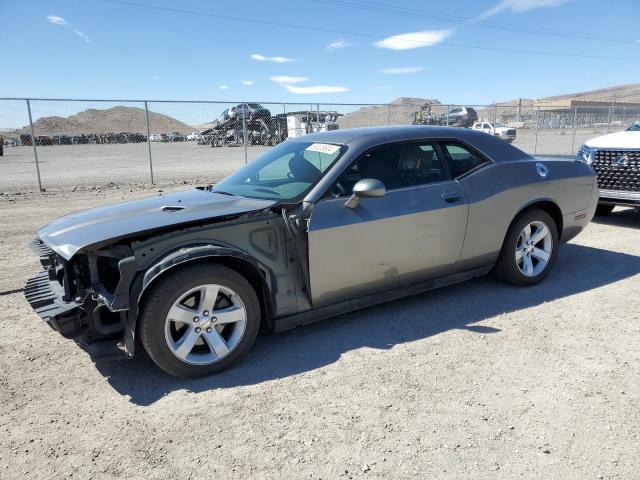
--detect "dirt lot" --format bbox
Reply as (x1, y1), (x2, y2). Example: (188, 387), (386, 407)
(0, 187), (639, 479)
(0, 128), (617, 192)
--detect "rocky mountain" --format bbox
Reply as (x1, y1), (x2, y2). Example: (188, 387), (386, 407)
(20, 106), (193, 136)
(338, 97), (443, 128)
(540, 83), (640, 104)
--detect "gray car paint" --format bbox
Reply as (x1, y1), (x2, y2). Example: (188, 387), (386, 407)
(308, 180), (469, 307)
(37, 189), (277, 260)
(297, 127), (596, 307)
(30, 126), (597, 356)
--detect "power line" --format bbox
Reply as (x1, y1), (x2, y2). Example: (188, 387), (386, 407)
(100, 0), (640, 62)
(313, 0), (639, 45)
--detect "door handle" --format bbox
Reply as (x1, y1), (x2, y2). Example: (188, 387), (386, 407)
(442, 192), (460, 203)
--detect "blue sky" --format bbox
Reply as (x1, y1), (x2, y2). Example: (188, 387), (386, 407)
(1, 0), (639, 106)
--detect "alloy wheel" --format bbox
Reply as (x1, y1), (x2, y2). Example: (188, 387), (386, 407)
(164, 284), (247, 365)
(515, 220), (553, 277)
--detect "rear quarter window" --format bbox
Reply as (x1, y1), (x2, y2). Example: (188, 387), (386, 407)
(440, 142), (489, 177)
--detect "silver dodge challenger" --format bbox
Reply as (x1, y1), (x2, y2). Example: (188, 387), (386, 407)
(25, 126), (598, 377)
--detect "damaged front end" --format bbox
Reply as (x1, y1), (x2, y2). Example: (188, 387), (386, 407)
(24, 238), (131, 360)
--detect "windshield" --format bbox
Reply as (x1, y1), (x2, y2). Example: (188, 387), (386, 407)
(212, 141), (346, 200)
(627, 121), (640, 131)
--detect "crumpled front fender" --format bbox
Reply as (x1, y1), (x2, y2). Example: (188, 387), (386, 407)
(123, 243), (273, 358)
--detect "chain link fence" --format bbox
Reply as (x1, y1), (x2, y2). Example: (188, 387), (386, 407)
(1, 98), (638, 192)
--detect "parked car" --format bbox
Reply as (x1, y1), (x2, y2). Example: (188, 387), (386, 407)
(577, 120), (640, 215)
(440, 107), (478, 127)
(25, 126), (597, 378)
(472, 122), (517, 143)
(149, 134), (164, 142)
(228, 103), (271, 120)
(166, 132), (187, 142)
(187, 132), (201, 141)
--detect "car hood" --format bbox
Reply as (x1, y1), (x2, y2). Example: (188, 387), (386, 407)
(585, 130), (640, 149)
(37, 189), (277, 260)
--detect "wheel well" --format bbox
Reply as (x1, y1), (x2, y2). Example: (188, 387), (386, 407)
(137, 256), (274, 334)
(517, 200), (563, 235)
(209, 256), (274, 331)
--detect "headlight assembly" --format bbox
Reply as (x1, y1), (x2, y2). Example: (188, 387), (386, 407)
(577, 144), (593, 165)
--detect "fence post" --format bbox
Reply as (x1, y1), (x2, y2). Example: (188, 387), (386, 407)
(317, 103), (320, 131)
(570, 106), (578, 156)
(242, 110), (248, 164)
(446, 105), (450, 126)
(534, 107), (539, 155)
(606, 106), (612, 133)
(387, 104), (391, 125)
(492, 101), (497, 123)
(26, 99), (44, 192)
(144, 101), (154, 184)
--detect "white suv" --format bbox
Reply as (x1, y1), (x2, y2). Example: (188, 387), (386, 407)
(472, 122), (517, 143)
(576, 121), (640, 215)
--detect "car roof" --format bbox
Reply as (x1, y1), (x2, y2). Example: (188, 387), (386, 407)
(288, 125), (530, 163)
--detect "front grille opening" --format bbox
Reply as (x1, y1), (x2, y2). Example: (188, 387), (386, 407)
(593, 150), (640, 192)
(97, 257), (121, 293)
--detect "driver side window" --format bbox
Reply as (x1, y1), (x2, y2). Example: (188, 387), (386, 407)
(330, 141), (450, 197)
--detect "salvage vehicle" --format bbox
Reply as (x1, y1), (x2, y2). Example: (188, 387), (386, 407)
(228, 103), (271, 121)
(577, 120), (640, 215)
(441, 106), (478, 127)
(25, 126), (597, 378)
(412, 104), (442, 126)
(472, 122), (517, 143)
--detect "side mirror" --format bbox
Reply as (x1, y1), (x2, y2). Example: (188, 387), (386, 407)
(345, 178), (386, 208)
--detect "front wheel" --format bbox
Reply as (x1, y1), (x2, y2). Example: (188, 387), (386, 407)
(494, 209), (559, 286)
(139, 263), (260, 378)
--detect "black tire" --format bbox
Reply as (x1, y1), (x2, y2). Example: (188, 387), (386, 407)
(139, 262), (260, 378)
(493, 208), (559, 287)
(594, 203), (615, 216)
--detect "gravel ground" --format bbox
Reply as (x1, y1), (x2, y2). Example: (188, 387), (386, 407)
(0, 128), (615, 192)
(0, 186), (639, 479)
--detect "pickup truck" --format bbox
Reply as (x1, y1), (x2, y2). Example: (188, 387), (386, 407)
(472, 122), (517, 143)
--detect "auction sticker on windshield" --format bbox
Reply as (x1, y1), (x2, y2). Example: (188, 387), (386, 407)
(306, 143), (341, 155)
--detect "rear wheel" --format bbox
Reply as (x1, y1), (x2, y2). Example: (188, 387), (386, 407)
(494, 209), (559, 286)
(139, 263), (260, 378)
(595, 203), (615, 216)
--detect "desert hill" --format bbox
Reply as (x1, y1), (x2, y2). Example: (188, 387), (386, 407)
(339, 97), (443, 128)
(19, 106), (193, 136)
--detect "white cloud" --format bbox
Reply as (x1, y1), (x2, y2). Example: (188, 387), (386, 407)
(374, 30), (452, 50)
(73, 30), (90, 43)
(479, 0), (569, 19)
(251, 53), (295, 63)
(152, 75), (161, 81)
(46, 15), (67, 26)
(241, 80), (254, 86)
(284, 85), (349, 94)
(47, 15), (90, 44)
(218, 85), (229, 90)
(379, 67), (424, 74)
(326, 40), (351, 51)
(270, 75), (348, 94)
(270, 76), (309, 85)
